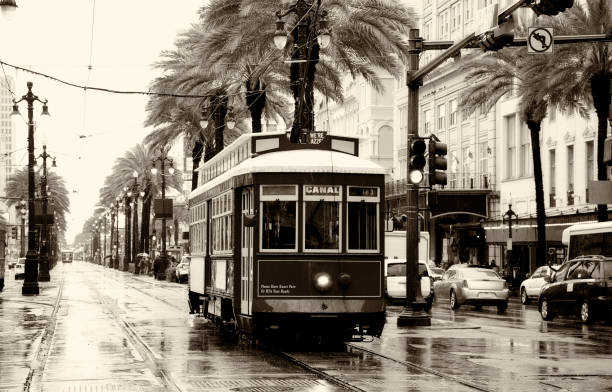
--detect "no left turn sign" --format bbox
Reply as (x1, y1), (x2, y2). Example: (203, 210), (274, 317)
(528, 27), (553, 54)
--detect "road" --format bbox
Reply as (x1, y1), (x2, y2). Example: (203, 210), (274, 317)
(0, 261), (611, 392)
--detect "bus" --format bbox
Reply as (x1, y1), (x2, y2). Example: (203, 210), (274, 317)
(561, 221), (612, 260)
(188, 131), (387, 340)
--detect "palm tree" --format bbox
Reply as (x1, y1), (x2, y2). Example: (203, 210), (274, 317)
(459, 48), (558, 266)
(541, 0), (612, 221)
(4, 168), (71, 235)
(98, 144), (183, 272)
(198, 0), (415, 143)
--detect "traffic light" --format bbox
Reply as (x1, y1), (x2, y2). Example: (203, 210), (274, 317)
(11, 226), (17, 239)
(408, 139), (427, 184)
(428, 140), (448, 186)
(532, 0), (573, 16)
(479, 17), (514, 51)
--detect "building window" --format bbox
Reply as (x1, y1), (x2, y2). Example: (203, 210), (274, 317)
(449, 99), (458, 126)
(437, 103), (445, 130)
(505, 114), (516, 179)
(423, 108), (432, 135)
(550, 149), (556, 207)
(400, 105), (408, 147)
(478, 141), (489, 185)
(520, 124), (532, 177)
(586, 141), (594, 201)
(567, 145), (574, 205)
(549, 107), (556, 122)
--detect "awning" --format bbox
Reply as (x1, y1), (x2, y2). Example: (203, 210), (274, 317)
(484, 223), (571, 244)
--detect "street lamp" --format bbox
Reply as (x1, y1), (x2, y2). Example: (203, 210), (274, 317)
(114, 196), (120, 269)
(129, 170), (141, 274)
(122, 185), (132, 272)
(273, 0), (331, 144)
(503, 204), (519, 277)
(12, 81), (50, 296)
(150, 147), (175, 280)
(36, 145), (56, 282)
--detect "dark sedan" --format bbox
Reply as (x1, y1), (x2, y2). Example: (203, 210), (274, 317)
(539, 256), (612, 323)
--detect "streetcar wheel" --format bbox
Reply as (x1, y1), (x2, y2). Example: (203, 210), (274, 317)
(450, 290), (460, 310)
(521, 288), (530, 305)
(580, 301), (593, 324)
(540, 298), (554, 321)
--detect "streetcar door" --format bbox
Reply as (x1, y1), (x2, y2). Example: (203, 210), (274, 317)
(241, 188), (254, 315)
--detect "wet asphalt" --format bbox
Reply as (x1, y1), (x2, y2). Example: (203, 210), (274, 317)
(0, 261), (611, 392)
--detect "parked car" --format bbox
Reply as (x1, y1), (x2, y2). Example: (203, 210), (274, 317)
(429, 266), (445, 281)
(539, 256), (612, 323)
(175, 255), (190, 283)
(434, 267), (509, 312)
(384, 259), (434, 311)
(14, 257), (26, 279)
(519, 265), (556, 304)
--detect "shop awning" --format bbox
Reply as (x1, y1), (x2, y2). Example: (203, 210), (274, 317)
(484, 223), (572, 244)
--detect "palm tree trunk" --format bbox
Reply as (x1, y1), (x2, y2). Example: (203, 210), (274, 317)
(191, 141), (203, 191)
(213, 94), (227, 154)
(527, 120), (547, 266)
(591, 74), (611, 222)
(246, 79), (265, 133)
(140, 192), (151, 254)
(132, 198), (139, 273)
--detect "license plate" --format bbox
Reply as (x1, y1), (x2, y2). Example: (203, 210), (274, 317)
(478, 292), (496, 298)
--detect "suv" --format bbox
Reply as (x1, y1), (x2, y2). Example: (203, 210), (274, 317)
(539, 256), (612, 323)
(384, 259), (434, 311)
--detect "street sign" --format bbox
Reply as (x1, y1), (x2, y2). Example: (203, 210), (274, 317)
(528, 27), (553, 53)
(587, 180), (612, 204)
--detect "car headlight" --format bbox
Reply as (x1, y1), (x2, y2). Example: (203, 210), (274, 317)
(314, 272), (333, 293)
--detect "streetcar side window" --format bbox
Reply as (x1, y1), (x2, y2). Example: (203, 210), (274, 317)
(211, 192), (232, 254)
(303, 185), (341, 251)
(260, 185), (297, 251)
(347, 187), (379, 252)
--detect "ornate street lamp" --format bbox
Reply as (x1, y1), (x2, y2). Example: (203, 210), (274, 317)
(36, 145), (56, 281)
(12, 82), (50, 296)
(273, 0), (331, 144)
(0, 0), (18, 19)
(150, 147), (175, 280)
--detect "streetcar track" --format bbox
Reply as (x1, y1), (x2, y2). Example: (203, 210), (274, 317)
(89, 276), (184, 392)
(345, 343), (496, 392)
(24, 270), (65, 392)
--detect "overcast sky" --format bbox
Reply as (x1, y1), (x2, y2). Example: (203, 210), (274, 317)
(1, 0), (203, 242)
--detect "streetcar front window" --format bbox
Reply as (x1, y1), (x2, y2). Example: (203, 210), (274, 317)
(304, 201), (339, 250)
(262, 200), (296, 249)
(347, 186), (380, 252)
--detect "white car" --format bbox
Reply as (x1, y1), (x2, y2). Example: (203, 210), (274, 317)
(175, 255), (191, 283)
(14, 257), (26, 279)
(384, 259), (433, 311)
(519, 265), (556, 304)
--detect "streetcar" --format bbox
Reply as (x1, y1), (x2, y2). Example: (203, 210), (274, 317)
(188, 131), (386, 340)
(61, 250), (74, 263)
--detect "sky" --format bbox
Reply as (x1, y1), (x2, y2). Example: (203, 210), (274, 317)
(1, 0), (204, 243)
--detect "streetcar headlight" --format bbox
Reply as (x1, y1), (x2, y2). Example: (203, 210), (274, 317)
(314, 272), (333, 292)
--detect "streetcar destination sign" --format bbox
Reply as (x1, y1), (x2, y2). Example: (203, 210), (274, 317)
(304, 185), (341, 196)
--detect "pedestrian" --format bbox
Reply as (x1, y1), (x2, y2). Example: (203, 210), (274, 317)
(491, 260), (499, 273)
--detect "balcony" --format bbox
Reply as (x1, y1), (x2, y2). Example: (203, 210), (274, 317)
(385, 172), (496, 198)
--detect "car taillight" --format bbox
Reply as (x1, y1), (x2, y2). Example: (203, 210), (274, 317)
(503, 281), (509, 289)
(461, 280), (468, 288)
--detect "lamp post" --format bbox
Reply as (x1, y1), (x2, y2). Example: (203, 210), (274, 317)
(122, 186), (132, 272)
(102, 212), (107, 266)
(503, 204), (519, 277)
(129, 170), (142, 274)
(37, 145), (56, 282)
(12, 81), (50, 296)
(16, 200), (26, 257)
(273, 0), (330, 144)
(151, 147), (175, 280)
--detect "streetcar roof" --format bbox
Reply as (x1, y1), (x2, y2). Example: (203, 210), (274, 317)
(190, 148), (385, 198)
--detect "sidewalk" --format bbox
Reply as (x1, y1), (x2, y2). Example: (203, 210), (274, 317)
(0, 267), (62, 391)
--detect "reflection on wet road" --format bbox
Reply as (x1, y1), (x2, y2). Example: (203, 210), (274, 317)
(1, 262), (611, 391)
